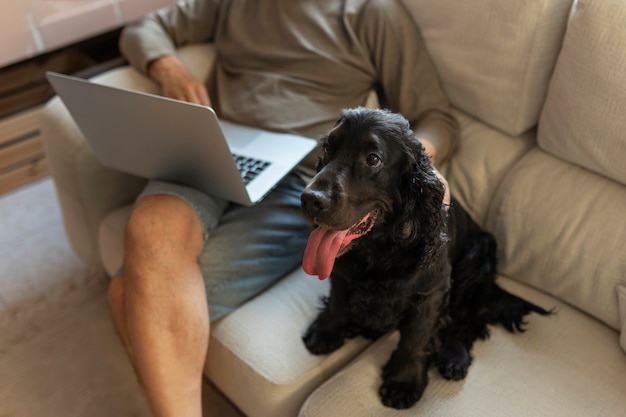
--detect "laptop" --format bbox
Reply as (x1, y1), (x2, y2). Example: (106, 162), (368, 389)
(45, 71), (318, 206)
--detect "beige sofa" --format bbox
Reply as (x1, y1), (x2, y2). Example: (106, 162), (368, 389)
(40, 0), (626, 416)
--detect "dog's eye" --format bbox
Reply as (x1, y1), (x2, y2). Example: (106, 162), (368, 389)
(366, 153), (382, 167)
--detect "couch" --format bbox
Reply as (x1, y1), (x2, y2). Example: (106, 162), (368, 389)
(39, 0), (626, 415)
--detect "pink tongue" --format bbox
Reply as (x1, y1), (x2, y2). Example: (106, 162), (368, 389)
(302, 227), (360, 280)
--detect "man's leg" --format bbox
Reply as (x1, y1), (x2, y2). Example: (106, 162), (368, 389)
(108, 194), (212, 417)
(107, 174), (310, 416)
(199, 174), (313, 321)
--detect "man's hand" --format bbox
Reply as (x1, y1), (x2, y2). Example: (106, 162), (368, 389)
(148, 55), (211, 106)
(418, 137), (451, 210)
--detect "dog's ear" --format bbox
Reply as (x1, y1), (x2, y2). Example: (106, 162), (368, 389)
(315, 134), (329, 172)
(392, 140), (448, 266)
(315, 115), (347, 171)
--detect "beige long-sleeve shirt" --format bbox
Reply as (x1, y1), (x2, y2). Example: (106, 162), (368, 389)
(120, 0), (458, 165)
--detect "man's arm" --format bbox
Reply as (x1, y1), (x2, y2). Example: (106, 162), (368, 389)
(119, 0), (220, 104)
(357, 0), (457, 207)
(356, 0), (459, 167)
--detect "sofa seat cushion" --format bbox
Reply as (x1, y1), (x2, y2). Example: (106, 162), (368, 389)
(101, 210), (374, 417)
(206, 269), (371, 417)
(538, 0), (626, 185)
(440, 110), (535, 226)
(486, 148), (626, 331)
(404, 0), (573, 135)
(298, 277), (626, 417)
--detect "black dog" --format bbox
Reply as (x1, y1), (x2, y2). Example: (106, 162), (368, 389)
(300, 107), (551, 409)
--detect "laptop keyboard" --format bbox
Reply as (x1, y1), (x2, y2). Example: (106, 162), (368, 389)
(232, 153), (272, 185)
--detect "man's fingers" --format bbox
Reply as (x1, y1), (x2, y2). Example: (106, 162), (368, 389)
(196, 86), (211, 106)
(181, 84), (210, 106)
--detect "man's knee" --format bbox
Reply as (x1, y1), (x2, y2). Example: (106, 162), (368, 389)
(125, 194), (205, 258)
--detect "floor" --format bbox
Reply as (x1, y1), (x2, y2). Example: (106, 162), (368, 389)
(0, 178), (245, 417)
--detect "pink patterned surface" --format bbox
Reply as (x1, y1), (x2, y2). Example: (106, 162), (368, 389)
(0, 0), (176, 67)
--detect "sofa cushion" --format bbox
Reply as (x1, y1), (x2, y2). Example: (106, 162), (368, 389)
(440, 110), (535, 226)
(538, 0), (626, 185)
(298, 278), (626, 417)
(403, 0), (573, 136)
(618, 285), (626, 353)
(205, 269), (371, 417)
(486, 148), (626, 331)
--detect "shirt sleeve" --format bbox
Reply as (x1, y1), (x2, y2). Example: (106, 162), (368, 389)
(355, 0), (459, 164)
(119, 0), (221, 74)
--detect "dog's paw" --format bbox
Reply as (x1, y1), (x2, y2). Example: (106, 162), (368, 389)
(302, 327), (344, 355)
(379, 378), (425, 410)
(436, 339), (472, 381)
(437, 356), (471, 381)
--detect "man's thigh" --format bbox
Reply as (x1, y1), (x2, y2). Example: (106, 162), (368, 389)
(200, 174), (313, 321)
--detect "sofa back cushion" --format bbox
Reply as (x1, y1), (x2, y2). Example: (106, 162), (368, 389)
(487, 149), (626, 331)
(403, 0), (573, 136)
(538, 0), (626, 185)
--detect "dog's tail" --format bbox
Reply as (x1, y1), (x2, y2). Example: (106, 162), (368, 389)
(451, 230), (553, 335)
(488, 285), (554, 333)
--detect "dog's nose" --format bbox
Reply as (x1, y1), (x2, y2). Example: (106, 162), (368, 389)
(301, 188), (330, 216)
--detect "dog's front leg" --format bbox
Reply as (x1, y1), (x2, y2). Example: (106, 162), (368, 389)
(303, 276), (351, 355)
(379, 288), (446, 409)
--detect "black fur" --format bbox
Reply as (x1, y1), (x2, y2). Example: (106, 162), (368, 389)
(300, 107), (552, 409)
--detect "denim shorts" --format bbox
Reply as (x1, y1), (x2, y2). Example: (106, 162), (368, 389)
(137, 173), (313, 322)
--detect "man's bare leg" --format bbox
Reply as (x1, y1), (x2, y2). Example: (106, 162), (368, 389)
(107, 195), (209, 417)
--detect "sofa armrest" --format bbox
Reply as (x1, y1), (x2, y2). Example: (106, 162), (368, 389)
(40, 86), (146, 266)
(40, 43), (217, 266)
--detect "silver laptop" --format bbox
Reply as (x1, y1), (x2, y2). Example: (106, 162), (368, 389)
(46, 71), (317, 206)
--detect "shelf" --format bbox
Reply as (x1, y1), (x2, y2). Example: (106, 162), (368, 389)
(0, 0), (177, 68)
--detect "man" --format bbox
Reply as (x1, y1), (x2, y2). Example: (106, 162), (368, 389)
(110, 0), (458, 415)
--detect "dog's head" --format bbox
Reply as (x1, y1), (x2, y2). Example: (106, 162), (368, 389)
(301, 107), (447, 279)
